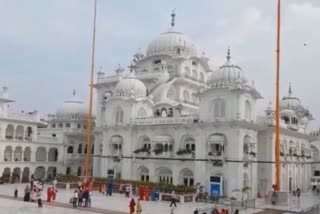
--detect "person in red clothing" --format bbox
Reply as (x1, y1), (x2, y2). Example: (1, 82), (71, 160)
(129, 198), (136, 214)
(139, 186), (144, 200)
(47, 187), (52, 202)
(52, 187), (57, 201)
(145, 187), (150, 201)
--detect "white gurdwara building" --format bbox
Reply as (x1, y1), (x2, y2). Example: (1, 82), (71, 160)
(0, 87), (64, 182)
(0, 87), (94, 182)
(92, 18), (314, 197)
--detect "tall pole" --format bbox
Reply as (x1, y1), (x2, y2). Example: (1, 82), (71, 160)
(84, 0), (97, 177)
(275, 0), (281, 191)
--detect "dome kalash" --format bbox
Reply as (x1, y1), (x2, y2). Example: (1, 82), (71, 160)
(209, 48), (247, 87)
(56, 90), (88, 118)
(115, 73), (147, 98)
(145, 11), (199, 58)
(280, 84), (302, 111)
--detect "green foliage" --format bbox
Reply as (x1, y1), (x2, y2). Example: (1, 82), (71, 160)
(57, 174), (196, 194)
(176, 149), (193, 155)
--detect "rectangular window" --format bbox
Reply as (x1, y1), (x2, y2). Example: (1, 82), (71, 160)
(154, 59), (161, 64)
(191, 144), (195, 151)
(77, 124), (81, 129)
(210, 176), (221, 183)
(51, 124), (56, 128)
(66, 123), (70, 128)
(315, 171), (320, 176)
(184, 178), (188, 186)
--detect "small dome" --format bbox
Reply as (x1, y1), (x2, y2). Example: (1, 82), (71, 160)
(209, 48), (247, 86)
(146, 30), (198, 57)
(280, 84), (302, 110)
(56, 90), (87, 116)
(115, 73), (147, 98)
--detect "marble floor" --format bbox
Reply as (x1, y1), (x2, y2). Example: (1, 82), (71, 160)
(0, 183), (318, 214)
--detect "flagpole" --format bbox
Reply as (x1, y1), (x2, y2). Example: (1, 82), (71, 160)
(275, 0), (281, 191)
(84, 0), (97, 177)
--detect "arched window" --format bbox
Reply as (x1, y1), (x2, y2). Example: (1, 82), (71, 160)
(213, 98), (226, 118)
(192, 70), (198, 79)
(115, 107), (124, 124)
(78, 144), (82, 154)
(67, 146), (73, 154)
(183, 90), (190, 101)
(167, 88), (175, 100)
(245, 100), (252, 121)
(137, 108), (147, 118)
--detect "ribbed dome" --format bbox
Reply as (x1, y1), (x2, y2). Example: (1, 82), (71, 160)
(115, 73), (147, 98)
(146, 30), (198, 57)
(280, 84), (302, 110)
(56, 91), (87, 116)
(209, 48), (247, 86)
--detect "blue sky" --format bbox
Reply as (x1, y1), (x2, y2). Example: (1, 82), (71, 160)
(1, 0), (320, 124)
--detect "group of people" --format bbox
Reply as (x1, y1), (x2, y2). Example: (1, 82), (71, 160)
(72, 188), (92, 208)
(21, 178), (45, 208)
(71, 179), (94, 208)
(129, 197), (142, 214)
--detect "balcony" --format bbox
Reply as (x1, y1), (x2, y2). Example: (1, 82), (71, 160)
(131, 114), (198, 126)
(207, 151), (224, 160)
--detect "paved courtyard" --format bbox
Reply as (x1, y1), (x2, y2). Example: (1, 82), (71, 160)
(0, 184), (318, 214)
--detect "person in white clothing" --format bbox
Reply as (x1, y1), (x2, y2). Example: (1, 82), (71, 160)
(73, 189), (79, 208)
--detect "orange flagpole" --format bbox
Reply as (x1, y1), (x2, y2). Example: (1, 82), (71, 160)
(84, 0), (97, 177)
(275, 0), (281, 191)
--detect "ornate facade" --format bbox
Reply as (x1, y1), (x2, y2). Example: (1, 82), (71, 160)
(92, 16), (315, 197)
(0, 87), (63, 182)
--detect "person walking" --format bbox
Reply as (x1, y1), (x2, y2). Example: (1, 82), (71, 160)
(73, 189), (79, 208)
(24, 185), (30, 202)
(129, 198), (136, 214)
(136, 198), (142, 214)
(37, 190), (43, 208)
(14, 188), (18, 198)
(126, 184), (130, 197)
(169, 191), (177, 207)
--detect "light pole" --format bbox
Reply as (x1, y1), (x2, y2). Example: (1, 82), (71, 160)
(274, 0), (281, 192)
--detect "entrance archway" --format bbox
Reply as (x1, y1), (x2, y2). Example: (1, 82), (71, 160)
(2, 168), (11, 183)
(24, 147), (31, 161)
(4, 146), (13, 161)
(14, 146), (23, 161)
(47, 166), (57, 180)
(12, 167), (21, 183)
(48, 148), (58, 162)
(22, 167), (30, 183)
(36, 147), (46, 161)
(34, 166), (45, 179)
(180, 168), (194, 186)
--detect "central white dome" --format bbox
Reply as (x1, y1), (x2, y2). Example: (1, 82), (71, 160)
(146, 30), (198, 57)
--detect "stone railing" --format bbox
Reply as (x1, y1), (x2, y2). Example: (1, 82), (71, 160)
(6, 112), (39, 122)
(132, 114), (198, 126)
